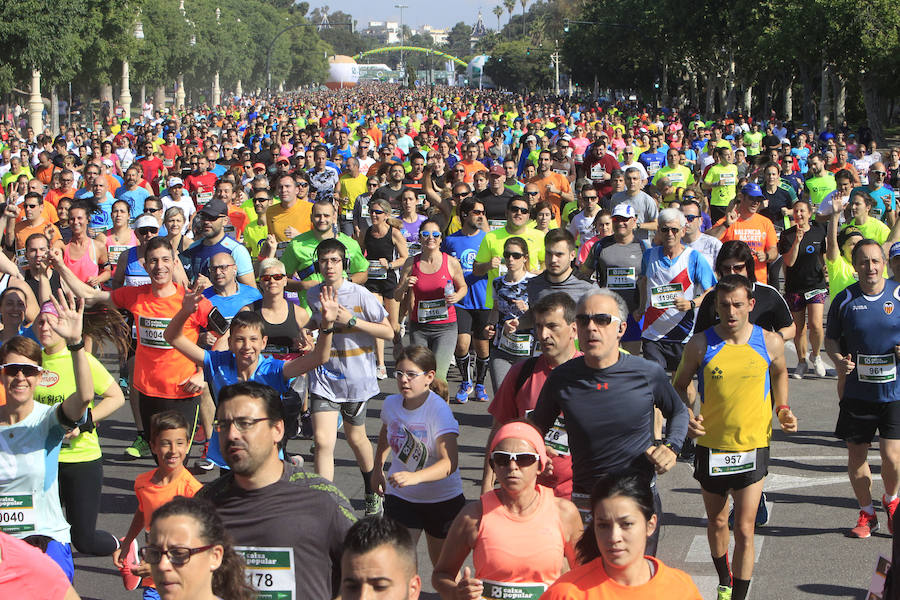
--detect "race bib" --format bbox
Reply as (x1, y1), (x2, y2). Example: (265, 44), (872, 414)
(858, 354), (897, 383)
(108, 244), (130, 266)
(544, 415), (569, 456)
(407, 241), (421, 257)
(14, 248), (26, 268)
(650, 283), (684, 309)
(668, 171), (684, 184)
(873, 207), (884, 219)
(574, 153), (584, 164)
(488, 219), (506, 231)
(275, 241), (289, 259)
(803, 287), (827, 301)
(481, 580), (547, 600)
(197, 191), (214, 206)
(396, 426), (428, 470)
(497, 262), (508, 277)
(235, 547), (296, 600)
(417, 298), (448, 323)
(590, 164), (606, 180)
(647, 161), (661, 175)
(719, 172), (736, 186)
(709, 448), (757, 476)
(0, 494), (35, 534)
(553, 168), (569, 176)
(571, 492), (592, 525)
(498, 331), (532, 357)
(360, 203), (370, 219)
(138, 316), (172, 348)
(162, 158), (174, 168)
(607, 266), (636, 290)
(368, 260), (388, 280)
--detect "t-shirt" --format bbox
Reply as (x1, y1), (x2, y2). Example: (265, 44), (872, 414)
(35, 349), (115, 464)
(604, 192), (658, 241)
(111, 284), (211, 398)
(337, 173), (368, 218)
(695, 282), (793, 333)
(531, 354), (688, 493)
(760, 186), (794, 228)
(181, 235), (254, 279)
(827, 280), (900, 403)
(267, 200), (313, 242)
(307, 281), (388, 402)
(135, 467), (202, 531)
(196, 462), (356, 600)
(526, 272), (596, 309)
(586, 238), (649, 312)
(0, 532), (73, 599)
(777, 223), (827, 293)
(715, 213), (777, 282)
(651, 165), (694, 195)
(638, 150), (666, 176)
(202, 284), (262, 321)
(477, 188), (517, 224)
(540, 556), (702, 600)
(845, 218), (890, 245)
(475, 227), (547, 307)
(115, 185), (151, 219)
(804, 173), (837, 207)
(684, 234), (721, 271)
(381, 391), (463, 503)
(308, 166), (341, 204)
(703, 163), (739, 207)
(280, 232), (368, 308)
(640, 245), (716, 343)
(442, 229), (488, 310)
(852, 185), (896, 221)
(184, 172), (218, 207)
(825, 256), (859, 299)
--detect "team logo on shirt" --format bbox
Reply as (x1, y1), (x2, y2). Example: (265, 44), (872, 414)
(885, 301), (894, 315)
(596, 382), (609, 390)
(711, 366), (724, 380)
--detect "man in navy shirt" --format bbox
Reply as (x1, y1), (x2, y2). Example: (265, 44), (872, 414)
(181, 198), (256, 287)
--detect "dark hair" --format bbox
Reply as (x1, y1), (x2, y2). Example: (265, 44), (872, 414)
(575, 472), (656, 563)
(149, 409), (190, 443)
(544, 228), (576, 251)
(458, 197), (481, 218)
(24, 191), (43, 204)
(715, 273), (754, 301)
(834, 168), (854, 183)
(229, 311), (266, 334)
(150, 497), (255, 600)
(503, 236), (529, 256)
(419, 217), (442, 232)
(395, 345), (447, 400)
(507, 195), (529, 211)
(25, 232), (49, 249)
(532, 292), (576, 324)
(715, 240), (756, 282)
(0, 335), (41, 365)
(312, 198), (336, 214)
(217, 381), (285, 422)
(852, 238), (885, 264)
(144, 236), (174, 258)
(112, 199), (130, 214)
(315, 238), (347, 262)
(837, 226), (864, 252)
(850, 189), (874, 208)
(342, 516), (417, 577)
(791, 198), (813, 211)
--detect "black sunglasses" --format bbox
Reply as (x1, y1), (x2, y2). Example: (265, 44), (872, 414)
(574, 313), (621, 327)
(509, 206), (530, 214)
(503, 251), (524, 260)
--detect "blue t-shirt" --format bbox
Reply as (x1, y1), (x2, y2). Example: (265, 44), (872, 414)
(442, 229), (488, 310)
(791, 147), (811, 174)
(181, 236), (254, 280)
(826, 280), (900, 404)
(75, 190), (115, 231)
(852, 185), (896, 221)
(638, 150), (666, 175)
(210, 163), (227, 178)
(202, 283), (262, 321)
(115, 186), (151, 220)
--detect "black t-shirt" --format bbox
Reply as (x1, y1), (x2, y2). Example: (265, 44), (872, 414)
(197, 461), (355, 600)
(761, 187), (793, 228)
(777, 222), (826, 293)
(477, 188), (516, 221)
(25, 271), (62, 303)
(695, 282), (794, 332)
(531, 353), (689, 493)
(373, 184), (406, 212)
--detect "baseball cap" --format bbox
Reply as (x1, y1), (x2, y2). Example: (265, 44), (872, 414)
(133, 215), (159, 230)
(253, 162), (266, 171)
(102, 158), (113, 167)
(890, 242), (900, 259)
(198, 198), (228, 218)
(741, 182), (763, 197)
(612, 204), (636, 219)
(167, 176), (184, 188)
(489, 165), (505, 176)
(525, 135), (537, 143)
(276, 156), (290, 165)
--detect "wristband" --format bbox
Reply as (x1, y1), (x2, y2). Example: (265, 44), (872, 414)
(67, 340), (85, 352)
(775, 404), (791, 415)
(689, 299), (696, 310)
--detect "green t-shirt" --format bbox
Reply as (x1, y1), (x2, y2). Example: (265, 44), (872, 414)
(505, 181), (524, 195)
(804, 174), (837, 207)
(475, 226), (546, 307)
(280, 232), (368, 308)
(743, 131), (764, 156)
(243, 220), (269, 259)
(825, 256), (859, 298)
(652, 165), (694, 189)
(845, 218), (890, 245)
(704, 164), (738, 207)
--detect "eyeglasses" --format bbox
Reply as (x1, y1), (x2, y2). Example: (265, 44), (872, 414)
(574, 313), (622, 327)
(682, 195), (697, 201)
(259, 273), (286, 282)
(684, 214), (701, 222)
(139, 545), (215, 567)
(509, 206), (530, 214)
(394, 370), (426, 380)
(720, 262), (747, 273)
(253, 197), (269, 203)
(420, 231), (442, 239)
(659, 226), (681, 234)
(24, 204), (39, 209)
(367, 182), (379, 187)
(214, 417), (273, 432)
(144, 207), (162, 214)
(524, 191), (540, 197)
(468, 209), (485, 216)
(296, 182), (310, 188)
(137, 227), (159, 235)
(503, 251), (524, 260)
(583, 196), (599, 202)
(871, 170), (886, 177)
(1, 363), (42, 377)
(491, 451), (540, 468)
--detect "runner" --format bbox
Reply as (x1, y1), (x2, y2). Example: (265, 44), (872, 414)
(340, 516), (422, 600)
(702, 147), (738, 223)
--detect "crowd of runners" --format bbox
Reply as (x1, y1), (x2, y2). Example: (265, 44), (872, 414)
(0, 83), (899, 599)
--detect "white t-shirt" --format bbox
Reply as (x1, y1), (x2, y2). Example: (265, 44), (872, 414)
(381, 391), (463, 503)
(685, 234), (722, 271)
(161, 192), (196, 233)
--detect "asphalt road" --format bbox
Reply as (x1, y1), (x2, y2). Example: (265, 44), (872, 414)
(70, 339), (890, 600)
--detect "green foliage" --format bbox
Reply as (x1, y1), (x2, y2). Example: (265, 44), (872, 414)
(483, 38), (552, 91)
(446, 22), (474, 60)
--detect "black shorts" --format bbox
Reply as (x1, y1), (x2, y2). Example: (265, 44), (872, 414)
(642, 339), (685, 372)
(364, 273), (398, 298)
(138, 393), (200, 442)
(710, 204), (729, 223)
(455, 307), (492, 340)
(694, 446), (770, 496)
(835, 397), (900, 444)
(384, 493), (466, 538)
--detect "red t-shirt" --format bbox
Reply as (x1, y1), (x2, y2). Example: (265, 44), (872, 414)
(111, 284), (210, 398)
(0, 532), (72, 599)
(137, 156), (165, 192)
(160, 144), (183, 170)
(184, 172), (218, 207)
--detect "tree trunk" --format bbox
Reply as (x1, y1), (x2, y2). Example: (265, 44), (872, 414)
(718, 75), (727, 115)
(660, 60), (668, 108)
(818, 61), (831, 131)
(762, 77), (771, 118)
(705, 72), (715, 115)
(50, 86), (59, 135)
(687, 63), (698, 109)
(861, 73), (884, 143)
(724, 57), (736, 113)
(154, 85), (166, 110)
(742, 85), (752, 114)
(798, 63), (816, 126)
(783, 73), (793, 121)
(830, 71), (845, 126)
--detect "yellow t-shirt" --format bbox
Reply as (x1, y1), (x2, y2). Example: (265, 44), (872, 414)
(338, 173), (368, 217)
(704, 163), (738, 207)
(475, 226), (546, 307)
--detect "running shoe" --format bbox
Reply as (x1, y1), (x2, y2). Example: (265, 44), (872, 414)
(679, 438), (696, 461)
(125, 435), (150, 459)
(884, 494), (900, 534)
(376, 364), (387, 380)
(811, 354), (827, 378)
(365, 492), (383, 516)
(118, 537), (141, 591)
(716, 585), (732, 600)
(791, 361), (808, 380)
(849, 510), (879, 538)
(473, 383), (490, 402)
(289, 454), (304, 468)
(118, 376), (129, 391)
(455, 381), (473, 404)
(196, 442), (215, 471)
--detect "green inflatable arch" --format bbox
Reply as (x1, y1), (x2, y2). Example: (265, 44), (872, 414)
(354, 46), (467, 67)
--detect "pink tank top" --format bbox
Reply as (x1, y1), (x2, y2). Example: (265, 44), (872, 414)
(63, 239), (99, 283)
(411, 253), (456, 325)
(473, 486), (567, 587)
(105, 229), (138, 266)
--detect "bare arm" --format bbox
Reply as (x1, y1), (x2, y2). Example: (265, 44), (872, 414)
(432, 503), (482, 599)
(162, 287), (207, 367)
(90, 381), (126, 422)
(47, 247), (112, 305)
(56, 293), (96, 422)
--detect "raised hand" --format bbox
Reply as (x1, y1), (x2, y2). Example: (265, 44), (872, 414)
(48, 289), (84, 345)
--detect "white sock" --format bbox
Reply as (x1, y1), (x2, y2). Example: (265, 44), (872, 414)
(861, 503), (875, 515)
(885, 495), (898, 504)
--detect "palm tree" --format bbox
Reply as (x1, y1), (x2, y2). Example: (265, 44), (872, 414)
(504, 0), (516, 32)
(520, 0), (528, 37)
(492, 5), (503, 32)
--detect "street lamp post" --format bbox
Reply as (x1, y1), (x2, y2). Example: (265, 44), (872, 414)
(395, 4), (408, 83)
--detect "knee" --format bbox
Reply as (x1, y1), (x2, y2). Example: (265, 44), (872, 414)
(708, 511), (729, 531)
(313, 429), (336, 452)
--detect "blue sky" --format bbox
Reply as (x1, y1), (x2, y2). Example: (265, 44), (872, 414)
(318, 1), (491, 32)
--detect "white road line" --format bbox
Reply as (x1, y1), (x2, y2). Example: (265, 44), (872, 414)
(773, 454), (880, 462)
(765, 473), (881, 492)
(685, 533), (766, 563)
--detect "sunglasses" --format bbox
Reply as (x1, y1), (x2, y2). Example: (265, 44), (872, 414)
(468, 209), (485, 215)
(137, 227), (159, 235)
(503, 251), (524, 260)
(491, 451), (540, 468)
(139, 545), (215, 567)
(659, 226), (681, 234)
(509, 206), (530, 214)
(24, 204), (39, 209)
(524, 191), (540, 197)
(721, 263), (747, 273)
(1, 363), (42, 377)
(371, 208), (387, 216)
(453, 192), (470, 199)
(144, 207), (162, 214)
(682, 195), (697, 201)
(684, 214), (701, 222)
(259, 273), (286, 282)
(296, 182), (310, 188)
(574, 313), (622, 327)
(420, 231), (442, 239)
(253, 197), (270, 203)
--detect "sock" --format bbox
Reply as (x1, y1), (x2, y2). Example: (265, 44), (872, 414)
(456, 353), (472, 383)
(362, 469), (374, 495)
(886, 495), (898, 503)
(732, 578), (751, 600)
(474, 356), (490, 386)
(861, 503), (876, 515)
(712, 553), (731, 587)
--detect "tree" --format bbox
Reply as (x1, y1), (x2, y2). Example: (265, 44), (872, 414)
(445, 22), (473, 60)
(519, 0), (528, 37)
(484, 38), (551, 91)
(503, 0), (516, 34)
(492, 6), (504, 31)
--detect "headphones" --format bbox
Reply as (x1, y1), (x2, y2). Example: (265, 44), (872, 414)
(313, 240), (350, 273)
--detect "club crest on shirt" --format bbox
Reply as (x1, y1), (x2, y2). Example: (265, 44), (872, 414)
(885, 301), (894, 315)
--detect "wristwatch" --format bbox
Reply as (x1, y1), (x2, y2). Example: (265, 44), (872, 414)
(321, 326), (337, 335)
(346, 316), (357, 329)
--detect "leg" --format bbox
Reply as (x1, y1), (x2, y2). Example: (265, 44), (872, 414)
(425, 533), (446, 568)
(432, 324), (459, 382)
(312, 409), (340, 481)
(622, 340), (642, 355)
(372, 293), (385, 368)
(806, 302), (825, 359)
(343, 421), (375, 473)
(730, 479), (765, 582)
(881, 438), (900, 498)
(488, 348), (516, 395)
(702, 489), (731, 578)
(847, 441), (873, 508)
(792, 309), (808, 363)
(198, 385), (215, 442)
(58, 459), (118, 556)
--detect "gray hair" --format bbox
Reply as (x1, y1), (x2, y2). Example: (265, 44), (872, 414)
(624, 166), (642, 177)
(577, 288), (629, 323)
(658, 208), (685, 228)
(257, 257), (286, 276)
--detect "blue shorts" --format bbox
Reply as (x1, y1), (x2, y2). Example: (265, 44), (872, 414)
(143, 587), (161, 600)
(622, 312), (643, 342)
(45, 540), (74, 583)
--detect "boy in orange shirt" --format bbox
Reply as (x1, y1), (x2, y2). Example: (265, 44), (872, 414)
(112, 411), (203, 593)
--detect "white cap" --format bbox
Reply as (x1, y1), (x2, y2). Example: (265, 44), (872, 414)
(167, 176), (184, 187)
(612, 203), (636, 219)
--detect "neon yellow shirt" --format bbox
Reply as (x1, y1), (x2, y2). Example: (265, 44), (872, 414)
(704, 163), (739, 207)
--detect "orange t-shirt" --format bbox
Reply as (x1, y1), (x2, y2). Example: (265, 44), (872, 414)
(36, 165), (56, 186)
(16, 202), (58, 226)
(529, 172), (571, 221)
(460, 159), (488, 184)
(227, 206), (250, 241)
(541, 556), (702, 600)
(111, 284), (211, 398)
(45, 188), (75, 209)
(14, 220), (63, 251)
(714, 213), (777, 282)
(267, 200), (312, 242)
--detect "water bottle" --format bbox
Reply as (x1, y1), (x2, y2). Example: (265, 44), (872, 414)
(444, 280), (455, 301)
